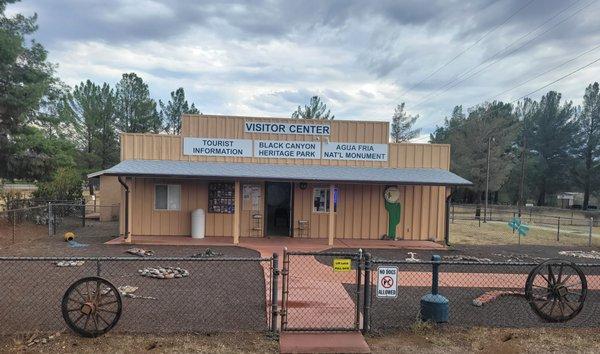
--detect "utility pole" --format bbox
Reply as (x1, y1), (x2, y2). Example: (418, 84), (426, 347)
(518, 133), (527, 218)
(484, 137), (493, 223)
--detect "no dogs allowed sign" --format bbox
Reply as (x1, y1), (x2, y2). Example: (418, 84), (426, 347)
(377, 266), (398, 298)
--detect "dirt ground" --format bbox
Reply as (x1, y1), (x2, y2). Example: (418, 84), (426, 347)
(367, 326), (600, 353)
(2, 327), (600, 353)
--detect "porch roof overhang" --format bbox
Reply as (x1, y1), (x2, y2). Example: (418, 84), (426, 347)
(88, 159), (472, 187)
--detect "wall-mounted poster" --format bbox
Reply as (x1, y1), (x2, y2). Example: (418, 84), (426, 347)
(242, 184), (261, 211)
(208, 182), (235, 214)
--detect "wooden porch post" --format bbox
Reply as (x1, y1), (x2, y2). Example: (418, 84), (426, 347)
(233, 180), (241, 244)
(328, 184), (335, 246)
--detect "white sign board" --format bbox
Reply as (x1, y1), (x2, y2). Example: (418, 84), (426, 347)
(183, 138), (252, 157)
(254, 140), (321, 159)
(245, 121), (330, 135)
(377, 266), (398, 298)
(322, 142), (388, 161)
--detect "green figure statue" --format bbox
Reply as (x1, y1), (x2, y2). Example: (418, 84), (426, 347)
(384, 187), (402, 240)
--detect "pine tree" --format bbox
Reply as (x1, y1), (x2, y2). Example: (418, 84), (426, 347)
(115, 73), (161, 133)
(159, 88), (200, 134)
(572, 83), (600, 209)
(390, 103), (421, 142)
(291, 96), (334, 119)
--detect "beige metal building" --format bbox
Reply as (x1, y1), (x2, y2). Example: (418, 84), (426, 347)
(90, 114), (470, 245)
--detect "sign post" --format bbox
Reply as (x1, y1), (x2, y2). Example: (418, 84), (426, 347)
(376, 266), (398, 298)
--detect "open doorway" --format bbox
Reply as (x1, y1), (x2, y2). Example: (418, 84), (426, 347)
(265, 182), (292, 236)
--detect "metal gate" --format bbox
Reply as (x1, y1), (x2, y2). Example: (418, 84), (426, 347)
(280, 250), (363, 331)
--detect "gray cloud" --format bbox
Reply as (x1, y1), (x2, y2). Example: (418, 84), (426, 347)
(7, 0), (600, 136)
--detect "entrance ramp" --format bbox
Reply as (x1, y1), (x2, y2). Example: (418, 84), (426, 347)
(279, 332), (370, 353)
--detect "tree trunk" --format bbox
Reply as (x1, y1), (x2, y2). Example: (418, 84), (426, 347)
(537, 180), (546, 206)
(583, 149), (592, 210)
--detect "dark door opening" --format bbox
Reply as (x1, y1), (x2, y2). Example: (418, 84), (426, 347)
(265, 182), (292, 236)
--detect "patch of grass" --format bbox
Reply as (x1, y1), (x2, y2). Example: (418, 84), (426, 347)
(450, 219), (600, 247)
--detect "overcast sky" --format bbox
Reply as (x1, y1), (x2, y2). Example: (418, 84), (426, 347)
(7, 0), (600, 140)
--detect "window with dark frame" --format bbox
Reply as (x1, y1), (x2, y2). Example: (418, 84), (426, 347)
(154, 184), (181, 210)
(312, 187), (338, 213)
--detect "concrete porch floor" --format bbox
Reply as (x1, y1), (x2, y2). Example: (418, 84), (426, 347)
(105, 235), (445, 257)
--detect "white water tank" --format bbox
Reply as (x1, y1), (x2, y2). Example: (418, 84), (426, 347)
(191, 209), (205, 239)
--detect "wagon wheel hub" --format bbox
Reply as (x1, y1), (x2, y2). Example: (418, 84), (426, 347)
(80, 302), (97, 315)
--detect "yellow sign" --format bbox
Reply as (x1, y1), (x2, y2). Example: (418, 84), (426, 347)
(333, 258), (352, 272)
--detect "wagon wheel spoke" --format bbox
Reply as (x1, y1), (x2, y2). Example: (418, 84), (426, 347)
(557, 300), (566, 318)
(96, 312), (112, 327)
(98, 299), (118, 307)
(556, 264), (564, 284)
(83, 314), (90, 330)
(73, 313), (85, 324)
(92, 313), (100, 333)
(95, 280), (101, 304)
(67, 298), (85, 306)
(74, 288), (87, 302)
(97, 308), (119, 315)
(562, 298), (577, 313)
(547, 265), (556, 286)
(561, 273), (573, 285)
(86, 281), (92, 301)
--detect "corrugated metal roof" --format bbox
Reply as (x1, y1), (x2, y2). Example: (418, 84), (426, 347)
(88, 160), (472, 186)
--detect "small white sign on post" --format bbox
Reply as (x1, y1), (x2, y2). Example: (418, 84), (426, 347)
(377, 266), (398, 298)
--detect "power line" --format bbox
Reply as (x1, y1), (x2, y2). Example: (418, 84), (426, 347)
(513, 55), (600, 102)
(413, 0), (595, 109)
(489, 42), (600, 101)
(397, 0), (536, 98)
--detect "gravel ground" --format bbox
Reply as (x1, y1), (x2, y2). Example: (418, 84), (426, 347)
(0, 237), (271, 334)
(365, 285), (600, 330)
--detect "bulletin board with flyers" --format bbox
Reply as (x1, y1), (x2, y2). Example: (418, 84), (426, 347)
(208, 182), (235, 214)
(242, 184), (261, 211)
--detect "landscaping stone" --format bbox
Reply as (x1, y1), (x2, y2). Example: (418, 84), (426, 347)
(55, 260), (85, 267)
(559, 250), (600, 260)
(191, 248), (224, 258)
(126, 248), (155, 257)
(139, 266), (189, 279)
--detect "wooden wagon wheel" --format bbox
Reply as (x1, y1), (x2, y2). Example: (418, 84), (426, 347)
(61, 277), (122, 337)
(525, 260), (587, 322)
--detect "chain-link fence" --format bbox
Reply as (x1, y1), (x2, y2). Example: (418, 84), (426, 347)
(0, 203), (120, 247)
(449, 204), (599, 247)
(367, 258), (600, 331)
(0, 206), (50, 245)
(0, 256), (275, 335)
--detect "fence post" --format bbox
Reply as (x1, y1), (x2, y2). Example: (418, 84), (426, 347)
(12, 210), (16, 244)
(48, 202), (53, 236)
(280, 248), (289, 331)
(355, 249), (363, 330)
(271, 253), (279, 334)
(81, 200), (86, 227)
(96, 259), (101, 277)
(556, 217), (560, 242)
(589, 217), (594, 247)
(362, 253), (371, 334)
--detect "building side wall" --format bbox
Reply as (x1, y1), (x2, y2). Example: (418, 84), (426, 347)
(99, 176), (121, 222)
